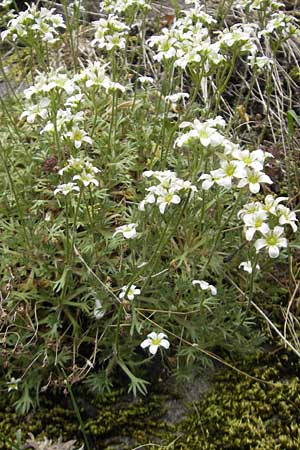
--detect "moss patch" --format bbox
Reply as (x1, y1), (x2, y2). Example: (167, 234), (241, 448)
(167, 352), (300, 450)
(1, 352), (300, 449)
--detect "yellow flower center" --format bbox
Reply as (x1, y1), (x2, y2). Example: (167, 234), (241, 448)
(165, 193), (173, 203)
(267, 236), (277, 246)
(225, 164), (235, 176)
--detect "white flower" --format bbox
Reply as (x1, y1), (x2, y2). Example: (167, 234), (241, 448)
(249, 56), (274, 71)
(113, 223), (138, 239)
(263, 194), (288, 215)
(239, 261), (260, 274)
(192, 279), (217, 296)
(157, 188), (181, 214)
(277, 205), (298, 232)
(242, 210), (269, 241)
(198, 172), (223, 190)
(254, 226), (288, 258)
(73, 172), (99, 187)
(119, 284), (141, 301)
(20, 97), (50, 123)
(212, 160), (246, 188)
(137, 76), (154, 84)
(54, 182), (80, 196)
(7, 377), (21, 392)
(165, 92), (189, 103)
(92, 15), (129, 51)
(140, 331), (170, 355)
(237, 169), (272, 193)
(94, 298), (105, 319)
(238, 201), (263, 219)
(176, 118), (225, 148)
(232, 149), (264, 172)
(0, 0), (13, 7)
(66, 127), (93, 149)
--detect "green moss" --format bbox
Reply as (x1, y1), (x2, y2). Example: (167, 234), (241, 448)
(289, 66), (300, 82)
(1, 352), (300, 449)
(164, 352), (300, 450)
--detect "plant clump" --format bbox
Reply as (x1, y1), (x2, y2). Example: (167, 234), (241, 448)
(0, 0), (299, 420)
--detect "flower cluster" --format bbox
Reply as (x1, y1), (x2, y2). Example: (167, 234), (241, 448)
(100, 0), (151, 13)
(21, 61), (126, 147)
(21, 61), (125, 148)
(175, 116), (226, 148)
(148, 4), (223, 70)
(1, 3), (65, 43)
(54, 157), (101, 195)
(234, 0), (283, 12)
(24, 69), (77, 100)
(76, 61), (125, 92)
(92, 15), (129, 51)
(218, 23), (258, 56)
(184, 117), (274, 193)
(139, 170), (197, 214)
(259, 12), (298, 38)
(238, 195), (298, 258)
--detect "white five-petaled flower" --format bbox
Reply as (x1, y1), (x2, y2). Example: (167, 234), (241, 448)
(119, 284), (141, 301)
(239, 261), (260, 274)
(242, 210), (269, 241)
(176, 118), (225, 148)
(192, 279), (217, 296)
(73, 172), (99, 187)
(277, 205), (298, 232)
(212, 160), (246, 188)
(7, 377), (21, 392)
(263, 195), (288, 215)
(66, 127), (93, 149)
(54, 182), (80, 196)
(237, 169), (272, 194)
(232, 149), (265, 172)
(140, 331), (170, 355)
(113, 223), (138, 239)
(157, 188), (181, 214)
(20, 97), (50, 123)
(198, 172), (222, 190)
(254, 226), (288, 258)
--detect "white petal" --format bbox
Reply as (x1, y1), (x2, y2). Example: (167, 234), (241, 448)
(249, 182), (260, 194)
(141, 339), (151, 349)
(209, 285), (217, 296)
(245, 228), (256, 241)
(159, 202), (167, 214)
(147, 332), (158, 339)
(268, 246), (279, 258)
(160, 339), (170, 349)
(172, 195), (181, 204)
(157, 333), (168, 340)
(149, 344), (159, 355)
(255, 238), (266, 252)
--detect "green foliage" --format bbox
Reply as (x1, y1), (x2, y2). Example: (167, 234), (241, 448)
(0, 0), (299, 413)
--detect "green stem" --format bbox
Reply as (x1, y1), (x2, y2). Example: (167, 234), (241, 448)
(60, 368), (91, 450)
(201, 190), (242, 276)
(0, 148), (31, 249)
